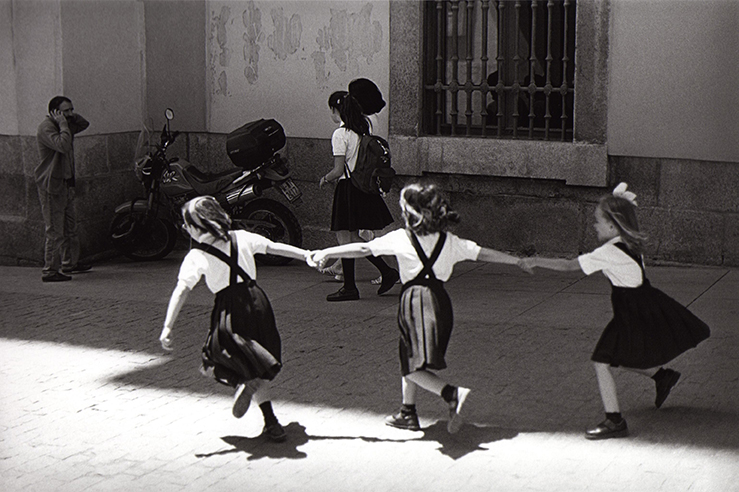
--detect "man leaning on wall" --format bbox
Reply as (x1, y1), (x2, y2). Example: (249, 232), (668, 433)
(35, 96), (91, 282)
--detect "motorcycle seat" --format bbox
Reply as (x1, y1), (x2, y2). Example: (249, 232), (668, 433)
(184, 165), (242, 183)
(182, 165), (245, 196)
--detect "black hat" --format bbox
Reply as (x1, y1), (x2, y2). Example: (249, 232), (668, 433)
(348, 78), (386, 115)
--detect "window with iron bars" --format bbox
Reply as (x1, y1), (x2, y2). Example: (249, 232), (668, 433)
(423, 0), (576, 141)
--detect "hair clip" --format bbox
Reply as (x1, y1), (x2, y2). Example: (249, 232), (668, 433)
(613, 182), (638, 206)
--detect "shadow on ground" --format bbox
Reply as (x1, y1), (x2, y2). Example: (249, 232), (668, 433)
(195, 421), (519, 461)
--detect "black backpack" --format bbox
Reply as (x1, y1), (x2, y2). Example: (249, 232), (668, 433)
(348, 135), (396, 196)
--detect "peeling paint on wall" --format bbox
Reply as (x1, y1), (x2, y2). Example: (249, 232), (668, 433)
(312, 3), (382, 84)
(268, 7), (301, 61)
(210, 5), (231, 95)
(242, 1), (264, 85)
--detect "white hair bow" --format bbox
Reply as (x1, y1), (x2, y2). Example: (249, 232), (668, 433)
(613, 182), (638, 206)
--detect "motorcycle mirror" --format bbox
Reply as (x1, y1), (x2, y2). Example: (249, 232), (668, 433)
(165, 108), (174, 120)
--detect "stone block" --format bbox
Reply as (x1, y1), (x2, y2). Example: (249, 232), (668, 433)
(640, 207), (724, 265)
(722, 214), (739, 267)
(21, 136), (39, 177)
(284, 137), (329, 181)
(609, 156), (660, 207)
(0, 174), (27, 217)
(75, 134), (109, 177)
(0, 218), (43, 265)
(450, 193), (583, 257)
(107, 132), (139, 173)
(660, 159), (739, 213)
(0, 135), (23, 174)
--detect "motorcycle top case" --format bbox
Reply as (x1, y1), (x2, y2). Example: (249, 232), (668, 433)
(226, 119), (286, 169)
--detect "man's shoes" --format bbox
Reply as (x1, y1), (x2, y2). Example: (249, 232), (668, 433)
(42, 272), (72, 282)
(654, 368), (681, 409)
(262, 422), (287, 442)
(447, 387), (470, 434)
(385, 410), (420, 431)
(585, 418), (629, 440)
(62, 263), (92, 274)
(232, 380), (259, 418)
(377, 269), (400, 295)
(327, 287), (360, 302)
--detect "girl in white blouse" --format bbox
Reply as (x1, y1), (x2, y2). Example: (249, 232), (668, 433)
(523, 183), (710, 440)
(160, 196), (309, 442)
(310, 183), (528, 434)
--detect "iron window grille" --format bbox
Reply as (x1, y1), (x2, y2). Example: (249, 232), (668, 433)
(423, 0), (576, 141)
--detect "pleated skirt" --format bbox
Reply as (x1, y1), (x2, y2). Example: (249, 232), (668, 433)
(591, 281), (711, 369)
(397, 284), (454, 376)
(201, 280), (282, 387)
(331, 178), (394, 231)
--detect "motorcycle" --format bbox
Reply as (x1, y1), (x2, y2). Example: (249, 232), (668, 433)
(110, 108), (303, 265)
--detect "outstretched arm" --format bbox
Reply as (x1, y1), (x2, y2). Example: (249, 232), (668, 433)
(522, 256), (581, 272)
(309, 243), (372, 268)
(264, 242), (309, 261)
(160, 280), (191, 351)
(478, 247), (533, 273)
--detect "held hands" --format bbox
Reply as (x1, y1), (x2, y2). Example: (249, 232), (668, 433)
(159, 326), (173, 351)
(306, 250), (329, 270)
(518, 257), (536, 274)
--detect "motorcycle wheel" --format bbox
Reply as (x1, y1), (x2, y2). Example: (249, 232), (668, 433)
(110, 211), (178, 261)
(231, 199), (302, 266)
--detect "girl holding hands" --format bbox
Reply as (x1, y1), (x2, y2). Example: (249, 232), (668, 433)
(310, 183), (530, 433)
(522, 183), (710, 440)
(160, 196), (310, 442)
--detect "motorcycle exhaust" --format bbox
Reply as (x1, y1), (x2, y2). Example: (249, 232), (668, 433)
(225, 183), (262, 205)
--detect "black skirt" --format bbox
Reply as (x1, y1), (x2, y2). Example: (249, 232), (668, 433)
(397, 283), (454, 376)
(331, 178), (394, 231)
(591, 280), (710, 369)
(201, 279), (282, 387)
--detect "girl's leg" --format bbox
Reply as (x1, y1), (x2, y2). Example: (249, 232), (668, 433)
(623, 366), (681, 408)
(386, 376), (421, 431)
(405, 370), (470, 434)
(253, 380), (286, 442)
(327, 231), (359, 301)
(594, 362), (620, 413)
(587, 362), (628, 440)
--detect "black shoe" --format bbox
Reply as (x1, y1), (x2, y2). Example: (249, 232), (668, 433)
(385, 410), (420, 431)
(585, 418), (629, 440)
(262, 422), (287, 442)
(62, 263), (92, 274)
(327, 287), (360, 302)
(655, 369), (681, 409)
(42, 272), (72, 282)
(377, 269), (400, 295)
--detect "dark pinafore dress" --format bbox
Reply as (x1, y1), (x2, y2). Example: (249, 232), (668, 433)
(397, 232), (453, 376)
(591, 243), (711, 369)
(193, 237), (282, 387)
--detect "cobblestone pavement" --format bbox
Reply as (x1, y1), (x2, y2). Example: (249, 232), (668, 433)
(1, 252), (737, 492)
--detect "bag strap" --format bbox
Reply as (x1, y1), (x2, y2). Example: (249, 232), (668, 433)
(409, 231), (446, 280)
(192, 234), (252, 285)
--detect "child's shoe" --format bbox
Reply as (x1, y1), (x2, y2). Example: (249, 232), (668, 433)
(654, 368), (681, 408)
(232, 380), (259, 418)
(385, 410), (420, 431)
(585, 418), (629, 440)
(262, 422), (287, 442)
(447, 387), (470, 434)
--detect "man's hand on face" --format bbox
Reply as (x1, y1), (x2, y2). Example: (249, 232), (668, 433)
(50, 109), (67, 124)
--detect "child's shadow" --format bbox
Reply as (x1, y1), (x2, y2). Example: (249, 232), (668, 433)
(195, 421), (518, 461)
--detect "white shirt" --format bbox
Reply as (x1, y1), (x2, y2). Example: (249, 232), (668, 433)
(331, 127), (360, 180)
(177, 230), (271, 293)
(367, 229), (482, 283)
(578, 237), (643, 288)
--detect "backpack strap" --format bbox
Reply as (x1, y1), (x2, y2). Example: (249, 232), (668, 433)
(409, 231), (447, 281)
(192, 234), (252, 285)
